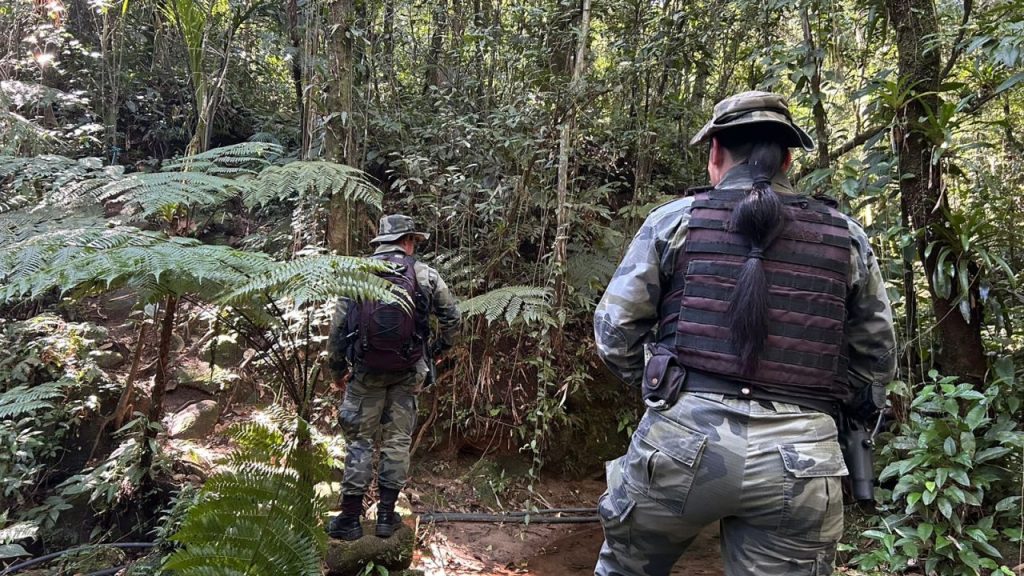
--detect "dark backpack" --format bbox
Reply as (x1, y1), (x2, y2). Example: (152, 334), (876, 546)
(346, 253), (427, 372)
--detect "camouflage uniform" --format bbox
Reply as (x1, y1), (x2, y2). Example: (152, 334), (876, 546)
(327, 217), (461, 497)
(593, 93), (896, 576)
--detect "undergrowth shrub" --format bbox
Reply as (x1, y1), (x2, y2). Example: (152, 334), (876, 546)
(0, 315), (118, 518)
(852, 361), (1024, 575)
(163, 409), (333, 576)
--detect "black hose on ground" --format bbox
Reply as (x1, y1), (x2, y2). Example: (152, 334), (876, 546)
(0, 543), (156, 575)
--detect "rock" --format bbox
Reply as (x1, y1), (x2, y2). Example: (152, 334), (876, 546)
(88, 349), (125, 369)
(72, 322), (109, 344)
(324, 519), (415, 576)
(173, 364), (238, 395)
(168, 400), (221, 439)
(200, 334), (246, 367)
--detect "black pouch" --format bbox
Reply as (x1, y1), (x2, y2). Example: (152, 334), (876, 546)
(642, 346), (686, 410)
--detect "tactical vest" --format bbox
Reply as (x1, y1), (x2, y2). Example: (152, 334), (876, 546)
(659, 189), (852, 402)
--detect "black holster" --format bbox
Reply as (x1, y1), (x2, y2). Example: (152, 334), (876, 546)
(643, 346), (687, 411)
(838, 411), (876, 505)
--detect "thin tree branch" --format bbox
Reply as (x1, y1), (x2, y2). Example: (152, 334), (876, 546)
(939, 0), (973, 82)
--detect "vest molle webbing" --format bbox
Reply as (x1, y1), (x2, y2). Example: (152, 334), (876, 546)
(669, 189), (852, 401)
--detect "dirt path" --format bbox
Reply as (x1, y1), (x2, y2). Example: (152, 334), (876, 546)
(409, 466), (724, 575)
(418, 520), (723, 575)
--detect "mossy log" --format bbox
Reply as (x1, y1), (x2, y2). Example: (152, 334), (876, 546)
(324, 520), (416, 576)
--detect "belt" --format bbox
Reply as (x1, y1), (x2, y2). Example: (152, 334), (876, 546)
(682, 369), (838, 416)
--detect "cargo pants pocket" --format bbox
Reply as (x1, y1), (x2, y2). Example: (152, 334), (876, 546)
(778, 440), (848, 542)
(622, 410), (707, 514)
(598, 457), (637, 552)
(338, 396), (362, 438)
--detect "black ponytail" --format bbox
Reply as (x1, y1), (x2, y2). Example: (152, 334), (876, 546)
(719, 136), (788, 374)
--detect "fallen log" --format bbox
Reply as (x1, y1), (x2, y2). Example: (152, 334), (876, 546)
(324, 520), (418, 576)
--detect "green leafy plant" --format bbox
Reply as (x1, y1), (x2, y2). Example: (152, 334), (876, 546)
(162, 411), (331, 576)
(459, 285), (552, 325)
(853, 365), (1024, 575)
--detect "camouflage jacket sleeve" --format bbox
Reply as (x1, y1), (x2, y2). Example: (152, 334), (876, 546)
(843, 217), (897, 416)
(594, 198), (695, 387)
(327, 298), (352, 379)
(415, 262), (462, 353)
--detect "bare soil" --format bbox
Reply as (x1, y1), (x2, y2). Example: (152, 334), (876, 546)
(407, 461), (724, 576)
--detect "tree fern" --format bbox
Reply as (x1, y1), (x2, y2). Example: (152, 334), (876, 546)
(245, 161), (383, 210)
(459, 285), (552, 325)
(0, 155), (119, 212)
(218, 253), (399, 310)
(0, 382), (65, 419)
(161, 142), (283, 176)
(89, 172), (250, 218)
(163, 416), (329, 576)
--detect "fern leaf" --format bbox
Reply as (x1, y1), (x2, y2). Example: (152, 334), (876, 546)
(246, 161), (383, 210)
(0, 382), (65, 418)
(161, 142), (283, 173)
(459, 285), (552, 325)
(163, 418), (328, 576)
(218, 253), (399, 310)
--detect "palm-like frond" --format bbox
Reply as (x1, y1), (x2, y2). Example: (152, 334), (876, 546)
(0, 155), (120, 212)
(163, 417), (328, 576)
(246, 161), (383, 210)
(162, 142), (283, 176)
(218, 253), (399, 310)
(459, 285), (552, 325)
(0, 382), (65, 418)
(565, 251), (617, 293)
(91, 172), (250, 218)
(0, 224), (270, 303)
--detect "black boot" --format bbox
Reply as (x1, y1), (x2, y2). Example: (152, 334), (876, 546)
(375, 487), (402, 538)
(327, 493), (364, 541)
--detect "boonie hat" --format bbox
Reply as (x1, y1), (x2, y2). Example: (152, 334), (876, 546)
(370, 214), (430, 244)
(689, 91), (815, 151)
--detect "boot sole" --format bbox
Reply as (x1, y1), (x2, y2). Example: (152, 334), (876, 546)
(375, 525), (397, 538)
(328, 526), (364, 541)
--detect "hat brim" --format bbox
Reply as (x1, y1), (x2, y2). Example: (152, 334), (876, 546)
(370, 231), (430, 244)
(689, 110), (815, 152)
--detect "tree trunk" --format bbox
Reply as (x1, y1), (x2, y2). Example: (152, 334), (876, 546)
(140, 294), (178, 474)
(887, 0), (986, 383)
(325, 0), (357, 254)
(800, 3), (830, 171)
(425, 0), (449, 90)
(148, 294), (178, 424)
(552, 0), (591, 312)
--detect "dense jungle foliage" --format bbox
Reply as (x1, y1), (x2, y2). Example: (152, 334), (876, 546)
(1, 0), (1023, 573)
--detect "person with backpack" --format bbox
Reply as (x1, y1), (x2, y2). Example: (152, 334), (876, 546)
(325, 214), (461, 541)
(592, 92), (896, 575)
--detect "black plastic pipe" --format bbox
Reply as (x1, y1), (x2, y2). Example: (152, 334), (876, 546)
(0, 543), (156, 575)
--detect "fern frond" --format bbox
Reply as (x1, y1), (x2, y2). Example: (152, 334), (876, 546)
(246, 161), (383, 210)
(0, 223), (274, 303)
(164, 417), (328, 576)
(92, 172), (248, 217)
(565, 251), (617, 293)
(0, 155), (117, 212)
(459, 285), (552, 325)
(161, 142), (283, 174)
(0, 382), (65, 418)
(218, 253), (398, 310)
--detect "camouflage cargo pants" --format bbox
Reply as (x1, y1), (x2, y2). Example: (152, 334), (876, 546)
(338, 364), (425, 495)
(595, 392), (847, 576)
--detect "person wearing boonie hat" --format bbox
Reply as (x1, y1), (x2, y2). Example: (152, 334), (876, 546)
(593, 91), (895, 575)
(325, 214), (461, 541)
